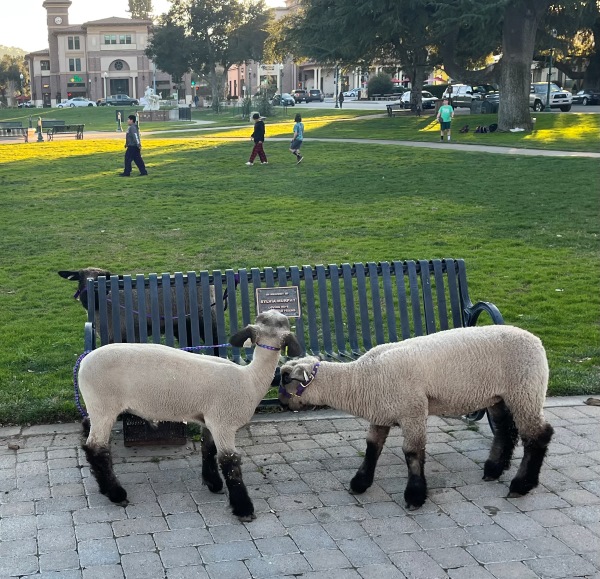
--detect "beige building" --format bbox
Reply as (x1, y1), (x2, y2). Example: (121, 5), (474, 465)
(26, 0), (180, 107)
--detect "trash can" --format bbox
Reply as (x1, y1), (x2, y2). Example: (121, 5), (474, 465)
(357, 90), (362, 100)
(481, 100), (499, 114)
(179, 107), (192, 121)
(470, 100), (483, 114)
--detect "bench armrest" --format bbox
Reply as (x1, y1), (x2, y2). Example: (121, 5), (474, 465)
(84, 321), (96, 351)
(464, 301), (504, 327)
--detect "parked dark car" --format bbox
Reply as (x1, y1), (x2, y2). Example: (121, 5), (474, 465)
(102, 94), (139, 106)
(306, 89), (324, 102)
(292, 89), (308, 103)
(572, 89), (600, 106)
(271, 93), (295, 106)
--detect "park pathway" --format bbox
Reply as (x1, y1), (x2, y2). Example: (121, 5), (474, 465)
(80, 125), (600, 159)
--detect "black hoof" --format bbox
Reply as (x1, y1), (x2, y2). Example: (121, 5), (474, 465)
(483, 460), (504, 481)
(107, 486), (128, 504)
(350, 473), (372, 494)
(231, 503), (255, 521)
(508, 477), (536, 497)
(404, 480), (427, 509)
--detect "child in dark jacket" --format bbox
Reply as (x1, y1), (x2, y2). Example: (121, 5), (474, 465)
(246, 112), (268, 165)
(119, 114), (148, 176)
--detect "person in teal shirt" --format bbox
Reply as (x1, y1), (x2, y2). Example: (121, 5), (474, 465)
(436, 98), (455, 142)
(289, 113), (304, 164)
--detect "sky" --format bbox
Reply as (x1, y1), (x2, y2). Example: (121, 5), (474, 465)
(1, 0), (283, 53)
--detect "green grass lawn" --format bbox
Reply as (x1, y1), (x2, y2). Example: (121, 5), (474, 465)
(0, 110), (598, 425)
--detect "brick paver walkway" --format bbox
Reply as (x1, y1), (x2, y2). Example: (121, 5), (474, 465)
(1, 396), (599, 578)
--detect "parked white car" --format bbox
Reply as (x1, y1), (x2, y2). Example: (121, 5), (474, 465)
(57, 97), (97, 108)
(343, 88), (361, 97)
(399, 90), (437, 109)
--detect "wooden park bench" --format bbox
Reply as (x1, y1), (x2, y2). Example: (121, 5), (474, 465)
(0, 122), (28, 143)
(47, 124), (85, 141)
(77, 259), (503, 445)
(386, 103), (403, 117)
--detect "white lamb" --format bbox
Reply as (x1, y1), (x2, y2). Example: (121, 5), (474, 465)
(279, 325), (554, 510)
(79, 309), (301, 521)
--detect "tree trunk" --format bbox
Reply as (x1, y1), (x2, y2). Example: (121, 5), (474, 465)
(408, 48), (428, 112)
(497, 1), (549, 131)
(208, 69), (223, 112)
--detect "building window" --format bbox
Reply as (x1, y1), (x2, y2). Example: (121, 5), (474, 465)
(119, 34), (132, 44)
(69, 58), (82, 72)
(114, 60), (124, 71)
(67, 36), (80, 50)
(40, 60), (50, 71)
(104, 35), (117, 45)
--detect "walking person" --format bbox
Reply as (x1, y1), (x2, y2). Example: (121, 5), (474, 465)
(120, 114), (148, 176)
(289, 113), (304, 164)
(246, 112), (268, 166)
(338, 91), (344, 109)
(436, 98), (455, 142)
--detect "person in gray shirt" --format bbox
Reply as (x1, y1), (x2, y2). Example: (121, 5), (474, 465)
(120, 114), (148, 176)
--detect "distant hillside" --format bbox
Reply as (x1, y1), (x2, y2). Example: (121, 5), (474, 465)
(0, 46), (27, 58)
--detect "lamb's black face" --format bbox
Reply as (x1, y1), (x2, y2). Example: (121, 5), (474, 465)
(59, 268), (113, 310)
(278, 357), (319, 409)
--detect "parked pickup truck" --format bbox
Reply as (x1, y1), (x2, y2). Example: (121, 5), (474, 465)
(102, 94), (139, 106)
(529, 83), (572, 112)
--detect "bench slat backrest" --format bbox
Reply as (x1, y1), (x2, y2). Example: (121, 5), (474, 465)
(86, 259), (479, 358)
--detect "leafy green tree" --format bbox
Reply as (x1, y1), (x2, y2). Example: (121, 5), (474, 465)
(544, 1), (600, 90)
(367, 72), (393, 96)
(0, 56), (27, 105)
(146, 0), (270, 111)
(266, 0), (436, 111)
(435, 0), (552, 131)
(128, 0), (153, 20)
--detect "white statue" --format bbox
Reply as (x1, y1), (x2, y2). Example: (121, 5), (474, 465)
(140, 86), (160, 111)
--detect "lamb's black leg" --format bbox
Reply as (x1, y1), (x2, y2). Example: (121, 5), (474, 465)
(350, 424), (390, 494)
(508, 423), (554, 497)
(483, 401), (519, 481)
(201, 427), (223, 493)
(83, 444), (128, 504)
(218, 451), (255, 522)
(404, 449), (427, 509)
(399, 411), (428, 509)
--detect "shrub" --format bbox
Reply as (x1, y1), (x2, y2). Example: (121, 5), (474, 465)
(367, 73), (393, 96)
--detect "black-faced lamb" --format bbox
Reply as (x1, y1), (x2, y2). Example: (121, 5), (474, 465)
(279, 325), (553, 510)
(79, 309), (302, 521)
(58, 267), (218, 346)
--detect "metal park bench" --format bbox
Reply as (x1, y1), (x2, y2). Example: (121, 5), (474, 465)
(0, 123), (28, 143)
(47, 124), (85, 140)
(78, 259), (503, 445)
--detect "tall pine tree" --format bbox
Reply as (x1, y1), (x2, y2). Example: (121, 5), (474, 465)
(128, 0), (153, 20)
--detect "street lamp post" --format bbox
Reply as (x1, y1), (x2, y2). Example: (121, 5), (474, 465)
(19, 73), (24, 95)
(334, 65), (339, 108)
(103, 71), (108, 99)
(544, 29), (557, 112)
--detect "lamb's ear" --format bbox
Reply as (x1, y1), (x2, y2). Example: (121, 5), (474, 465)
(229, 325), (258, 347)
(290, 363), (312, 382)
(283, 333), (302, 358)
(58, 270), (80, 281)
